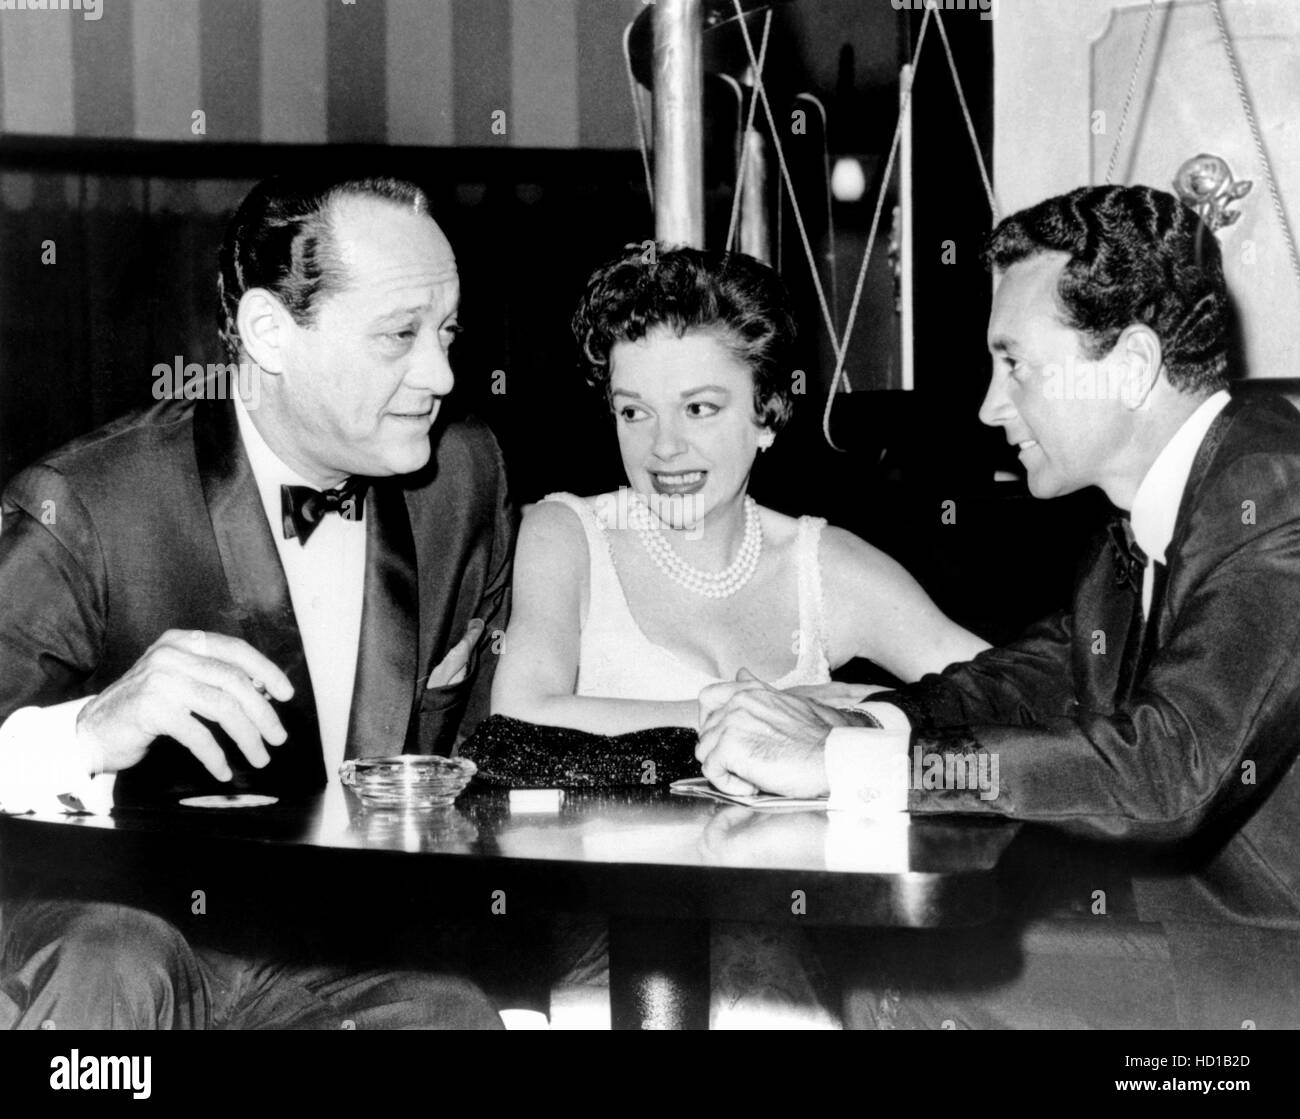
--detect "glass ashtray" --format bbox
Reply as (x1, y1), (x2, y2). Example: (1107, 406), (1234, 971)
(339, 755), (477, 808)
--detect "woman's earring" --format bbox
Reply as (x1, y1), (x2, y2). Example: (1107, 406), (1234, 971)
(758, 431), (775, 453)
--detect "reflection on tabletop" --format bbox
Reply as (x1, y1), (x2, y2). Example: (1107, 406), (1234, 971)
(11, 782), (1017, 878)
(334, 784), (1010, 876)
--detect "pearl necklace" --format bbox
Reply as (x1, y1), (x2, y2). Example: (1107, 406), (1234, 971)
(627, 492), (762, 599)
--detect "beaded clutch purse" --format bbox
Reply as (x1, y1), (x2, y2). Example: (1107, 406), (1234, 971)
(459, 715), (700, 789)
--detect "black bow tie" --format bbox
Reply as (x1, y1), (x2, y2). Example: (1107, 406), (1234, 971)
(1107, 517), (1149, 595)
(281, 478), (369, 544)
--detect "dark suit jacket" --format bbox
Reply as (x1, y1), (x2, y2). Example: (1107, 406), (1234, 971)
(881, 393), (1300, 929)
(0, 397), (515, 807)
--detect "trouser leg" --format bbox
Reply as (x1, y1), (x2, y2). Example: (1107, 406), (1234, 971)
(1, 897), (519, 1031)
(198, 945), (504, 1030)
(0, 897), (207, 1030)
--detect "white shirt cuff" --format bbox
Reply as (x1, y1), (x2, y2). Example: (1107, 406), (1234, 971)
(0, 698), (115, 815)
(825, 713), (913, 816)
(857, 700), (912, 733)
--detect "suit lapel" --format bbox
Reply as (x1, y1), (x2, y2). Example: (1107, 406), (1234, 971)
(345, 478), (419, 759)
(1126, 560), (1169, 703)
(1169, 395), (1246, 555)
(194, 398), (325, 792)
(1089, 544), (1143, 710)
(407, 472), (464, 694)
(1144, 393), (1246, 654)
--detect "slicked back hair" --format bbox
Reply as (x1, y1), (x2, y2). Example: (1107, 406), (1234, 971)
(217, 175), (431, 361)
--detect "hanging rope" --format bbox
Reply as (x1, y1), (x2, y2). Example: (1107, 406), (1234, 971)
(1105, 0), (1158, 185)
(646, 1), (999, 449)
(623, 21), (655, 218)
(725, 7), (773, 253)
(731, 0), (845, 381)
(734, 4), (995, 448)
(934, 8), (999, 221)
(1210, 0), (1300, 296)
(818, 5), (934, 449)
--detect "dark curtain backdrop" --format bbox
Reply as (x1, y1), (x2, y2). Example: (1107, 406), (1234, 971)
(0, 173), (250, 488)
(0, 145), (645, 505)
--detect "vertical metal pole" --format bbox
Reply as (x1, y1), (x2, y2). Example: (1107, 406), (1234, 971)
(653, 0), (705, 248)
(900, 63), (915, 392)
(738, 119), (771, 262)
(609, 916), (711, 1030)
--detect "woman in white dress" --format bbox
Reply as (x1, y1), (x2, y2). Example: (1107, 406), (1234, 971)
(491, 245), (989, 1027)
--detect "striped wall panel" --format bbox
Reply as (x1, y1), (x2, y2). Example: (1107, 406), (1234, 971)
(73, 0), (133, 137)
(200, 0), (261, 142)
(386, 0), (454, 148)
(512, 0), (579, 149)
(132, 0), (201, 141)
(1, 3), (75, 135)
(0, 0), (644, 148)
(261, 0), (327, 144)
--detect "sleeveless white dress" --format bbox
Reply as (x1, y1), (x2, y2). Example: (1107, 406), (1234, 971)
(545, 490), (833, 698)
(542, 492), (841, 1030)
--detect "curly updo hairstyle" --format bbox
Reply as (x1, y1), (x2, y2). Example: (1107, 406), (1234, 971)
(218, 175), (431, 362)
(572, 244), (798, 433)
(983, 185), (1231, 394)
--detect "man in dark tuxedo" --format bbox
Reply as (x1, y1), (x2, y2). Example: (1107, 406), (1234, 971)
(0, 176), (513, 1028)
(696, 185), (1300, 1028)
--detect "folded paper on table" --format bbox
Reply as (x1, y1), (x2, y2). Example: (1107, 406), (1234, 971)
(669, 777), (828, 811)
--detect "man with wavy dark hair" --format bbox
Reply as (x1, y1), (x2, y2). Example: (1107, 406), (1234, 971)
(983, 184), (1231, 393)
(699, 185), (1300, 1028)
(0, 175), (514, 1028)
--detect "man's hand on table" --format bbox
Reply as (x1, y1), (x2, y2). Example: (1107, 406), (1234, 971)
(695, 669), (878, 797)
(75, 629), (293, 781)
